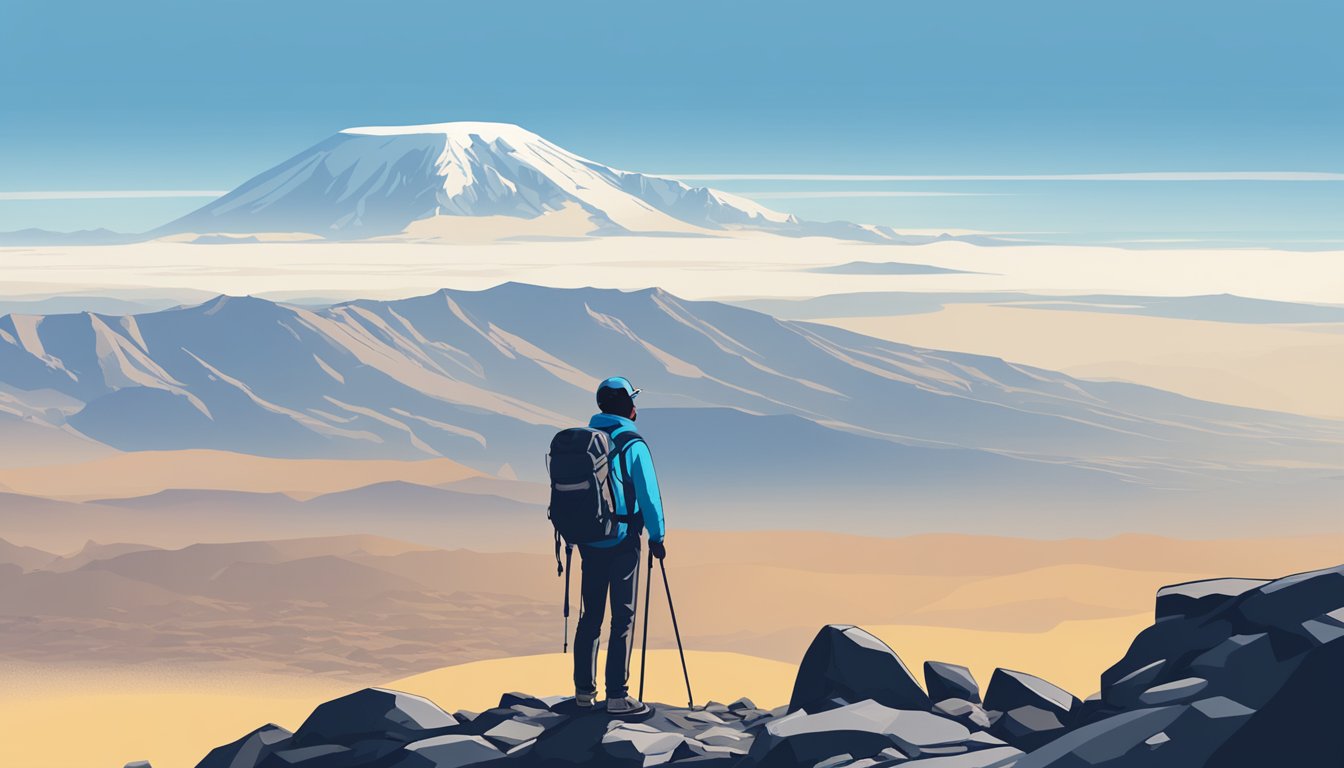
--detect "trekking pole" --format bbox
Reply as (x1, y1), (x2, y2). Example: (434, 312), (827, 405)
(659, 559), (694, 709)
(638, 549), (654, 701)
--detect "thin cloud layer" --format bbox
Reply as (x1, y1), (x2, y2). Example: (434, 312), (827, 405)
(0, 191), (228, 201)
(671, 172), (1344, 182)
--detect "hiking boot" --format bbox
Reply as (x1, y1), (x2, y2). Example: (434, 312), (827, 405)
(606, 695), (650, 716)
(576, 690), (597, 708)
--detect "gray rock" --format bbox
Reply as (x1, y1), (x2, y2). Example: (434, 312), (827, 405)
(737, 708), (771, 724)
(728, 697), (758, 712)
(1101, 659), (1165, 708)
(931, 699), (991, 730)
(692, 726), (754, 751)
(988, 705), (1067, 752)
(481, 719), (544, 749)
(670, 739), (748, 765)
(257, 744), (351, 767)
(1188, 633), (1266, 675)
(1112, 697), (1254, 766)
(963, 732), (1006, 748)
(196, 723), (293, 768)
(1202, 638), (1344, 765)
(124, 762), (153, 768)
(789, 625), (932, 713)
(815, 754), (856, 768)
(1188, 696), (1254, 719)
(497, 692), (549, 711)
(924, 662), (980, 704)
(1300, 613), (1344, 644)
(1138, 677), (1208, 706)
(899, 746), (1022, 767)
(983, 669), (1078, 722)
(390, 734), (503, 768)
(460, 705), (562, 738)
(1011, 706), (1183, 767)
(910, 745), (967, 756)
(1155, 578), (1268, 620)
(292, 688), (457, 748)
(750, 700), (970, 767)
(601, 723), (685, 766)
(1237, 564), (1344, 628)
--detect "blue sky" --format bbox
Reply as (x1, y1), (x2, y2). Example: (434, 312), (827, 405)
(2, 0), (1341, 236)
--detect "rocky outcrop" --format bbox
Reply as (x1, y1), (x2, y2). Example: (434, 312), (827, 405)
(1021, 564), (1344, 767)
(194, 564), (1343, 768)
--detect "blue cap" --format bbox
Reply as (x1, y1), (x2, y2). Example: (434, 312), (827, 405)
(597, 376), (640, 400)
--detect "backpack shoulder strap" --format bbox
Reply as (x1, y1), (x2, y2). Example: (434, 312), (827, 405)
(611, 431), (644, 528)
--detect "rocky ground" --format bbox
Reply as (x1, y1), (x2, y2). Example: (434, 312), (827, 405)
(160, 564), (1341, 767)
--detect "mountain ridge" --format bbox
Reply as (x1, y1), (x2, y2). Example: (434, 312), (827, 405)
(1, 283), (1340, 534)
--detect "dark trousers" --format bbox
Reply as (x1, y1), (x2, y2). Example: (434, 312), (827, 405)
(572, 535), (641, 699)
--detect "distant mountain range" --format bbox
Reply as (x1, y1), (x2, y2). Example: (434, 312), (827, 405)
(0, 122), (995, 244)
(1, 283), (1339, 534)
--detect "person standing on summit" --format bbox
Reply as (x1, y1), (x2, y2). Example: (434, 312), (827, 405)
(546, 377), (666, 716)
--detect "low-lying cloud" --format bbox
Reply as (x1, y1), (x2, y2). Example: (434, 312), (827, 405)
(0, 190), (227, 201)
(671, 172), (1344, 182)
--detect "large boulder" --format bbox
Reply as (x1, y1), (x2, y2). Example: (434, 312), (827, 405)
(196, 724), (293, 768)
(924, 661), (981, 704)
(983, 669), (1079, 722)
(291, 688), (458, 747)
(749, 699), (971, 767)
(789, 625), (932, 713)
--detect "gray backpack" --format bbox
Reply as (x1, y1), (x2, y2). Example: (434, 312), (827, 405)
(545, 424), (642, 649)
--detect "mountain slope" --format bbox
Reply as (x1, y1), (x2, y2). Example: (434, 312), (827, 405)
(0, 284), (1340, 533)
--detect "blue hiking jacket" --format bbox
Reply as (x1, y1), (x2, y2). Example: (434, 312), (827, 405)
(584, 413), (665, 548)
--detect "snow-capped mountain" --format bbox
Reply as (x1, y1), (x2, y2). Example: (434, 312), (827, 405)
(159, 122), (819, 239)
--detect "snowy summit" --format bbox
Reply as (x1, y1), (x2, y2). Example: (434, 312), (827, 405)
(160, 121), (810, 239)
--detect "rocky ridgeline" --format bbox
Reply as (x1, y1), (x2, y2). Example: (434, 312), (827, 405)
(179, 565), (1342, 768)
